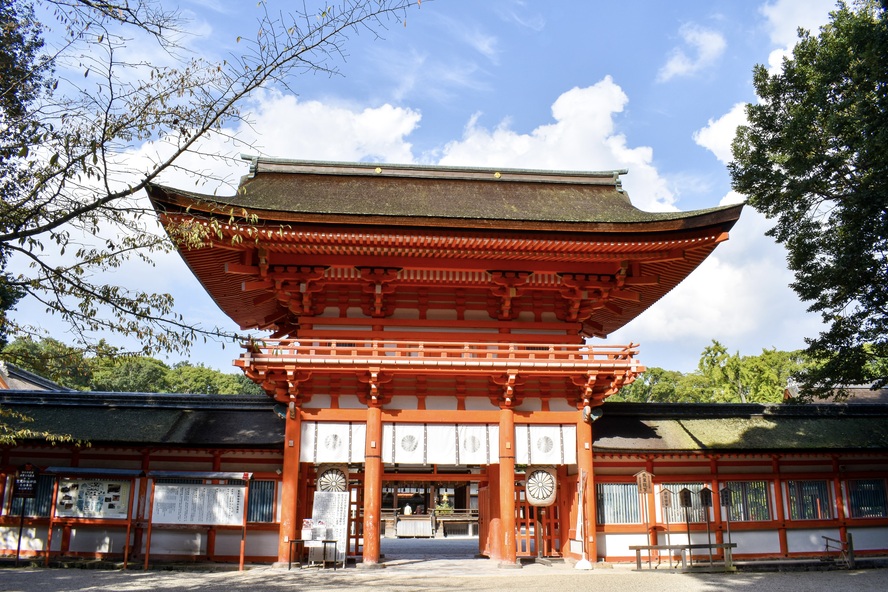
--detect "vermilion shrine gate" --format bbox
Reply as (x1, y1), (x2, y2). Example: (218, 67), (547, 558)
(148, 159), (742, 567)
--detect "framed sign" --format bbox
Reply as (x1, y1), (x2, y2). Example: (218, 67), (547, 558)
(55, 479), (131, 519)
(152, 484), (246, 526)
(14, 465), (39, 499)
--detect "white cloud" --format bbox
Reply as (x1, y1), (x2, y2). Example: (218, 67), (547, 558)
(241, 93), (421, 164)
(139, 91), (422, 193)
(759, 0), (835, 72)
(367, 45), (491, 104)
(693, 102), (748, 165)
(499, 2), (546, 32)
(760, 0), (835, 47)
(439, 78), (676, 212)
(657, 23), (726, 82)
(610, 204), (822, 371)
(462, 28), (500, 63)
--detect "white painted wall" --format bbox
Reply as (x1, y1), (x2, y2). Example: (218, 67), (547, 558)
(787, 528), (841, 553)
(848, 526), (888, 550)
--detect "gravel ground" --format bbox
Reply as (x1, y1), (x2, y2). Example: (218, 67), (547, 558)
(2, 538), (886, 592)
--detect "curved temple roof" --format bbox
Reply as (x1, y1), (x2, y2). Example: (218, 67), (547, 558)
(147, 158), (743, 337)
(150, 157), (742, 231)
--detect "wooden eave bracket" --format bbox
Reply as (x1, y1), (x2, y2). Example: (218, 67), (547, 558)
(491, 371), (525, 408)
(358, 267), (401, 318)
(358, 368), (394, 407)
(489, 271), (531, 320)
(271, 267), (327, 316)
(246, 367), (312, 403)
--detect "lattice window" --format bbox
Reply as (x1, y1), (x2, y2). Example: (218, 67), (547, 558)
(786, 480), (832, 520)
(722, 481), (770, 522)
(596, 482), (640, 525)
(663, 482), (708, 523)
(847, 479), (887, 519)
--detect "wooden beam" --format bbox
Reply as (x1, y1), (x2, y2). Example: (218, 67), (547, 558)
(243, 279), (274, 291)
(225, 263), (260, 275)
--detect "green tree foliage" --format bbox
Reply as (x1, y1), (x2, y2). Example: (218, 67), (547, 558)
(0, 0), (417, 357)
(2, 336), (91, 388)
(166, 362), (263, 395)
(90, 355), (171, 393)
(0, 0), (47, 347)
(611, 340), (810, 404)
(0, 0), (416, 441)
(610, 367), (682, 402)
(2, 336), (264, 394)
(729, 1), (888, 397)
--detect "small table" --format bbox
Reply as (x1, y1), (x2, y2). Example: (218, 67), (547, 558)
(288, 539), (339, 570)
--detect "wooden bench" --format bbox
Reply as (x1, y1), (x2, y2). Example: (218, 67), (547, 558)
(628, 543), (737, 571)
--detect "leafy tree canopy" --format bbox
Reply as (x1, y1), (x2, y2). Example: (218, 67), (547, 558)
(612, 340), (810, 404)
(0, 0), (417, 358)
(730, 0), (888, 396)
(0, 0), (47, 347)
(2, 336), (263, 394)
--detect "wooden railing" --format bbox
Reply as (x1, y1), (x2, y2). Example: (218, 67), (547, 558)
(239, 339), (640, 366)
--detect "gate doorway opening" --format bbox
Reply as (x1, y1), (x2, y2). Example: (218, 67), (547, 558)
(379, 470), (482, 559)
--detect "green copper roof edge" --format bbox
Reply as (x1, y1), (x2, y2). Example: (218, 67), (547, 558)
(240, 155), (629, 188)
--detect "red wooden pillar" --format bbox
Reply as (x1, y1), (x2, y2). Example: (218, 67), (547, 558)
(771, 455), (789, 556)
(277, 408), (302, 563)
(576, 411), (596, 560)
(485, 463), (502, 560)
(557, 466), (572, 557)
(831, 456), (848, 542)
(361, 404), (384, 567)
(498, 406), (517, 566)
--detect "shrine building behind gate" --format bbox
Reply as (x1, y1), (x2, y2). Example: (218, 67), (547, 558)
(141, 158), (744, 566)
(3, 161), (887, 567)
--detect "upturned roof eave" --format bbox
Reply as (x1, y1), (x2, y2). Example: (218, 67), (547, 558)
(147, 182), (744, 235)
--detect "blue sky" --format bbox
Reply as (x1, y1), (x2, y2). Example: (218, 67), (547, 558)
(17, 0), (842, 374)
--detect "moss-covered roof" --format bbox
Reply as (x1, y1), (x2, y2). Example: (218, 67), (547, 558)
(148, 159), (743, 229)
(4, 392), (888, 454)
(593, 402), (888, 452)
(1, 391), (282, 447)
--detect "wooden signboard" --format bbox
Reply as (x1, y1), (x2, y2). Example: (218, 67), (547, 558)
(311, 491), (349, 564)
(56, 479), (130, 519)
(151, 484), (245, 526)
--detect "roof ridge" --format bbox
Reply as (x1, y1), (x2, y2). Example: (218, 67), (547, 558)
(241, 155), (629, 187)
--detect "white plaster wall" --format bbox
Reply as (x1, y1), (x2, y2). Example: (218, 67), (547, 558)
(384, 396), (417, 410)
(548, 399), (576, 412)
(337, 395), (365, 409)
(214, 530), (278, 557)
(727, 530), (781, 555)
(464, 398), (498, 411)
(0, 525), (47, 552)
(68, 527), (128, 554)
(426, 396), (458, 410)
(596, 532), (650, 558)
(786, 528), (841, 553)
(303, 394), (331, 409)
(514, 399), (541, 412)
(848, 526), (888, 550)
(147, 530), (205, 555)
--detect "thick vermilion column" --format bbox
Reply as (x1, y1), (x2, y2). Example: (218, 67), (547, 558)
(362, 404), (384, 566)
(485, 463), (502, 560)
(576, 411), (596, 560)
(498, 406), (517, 565)
(277, 409), (302, 563)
